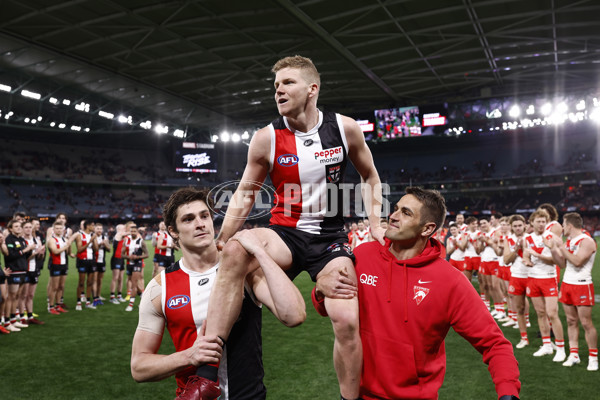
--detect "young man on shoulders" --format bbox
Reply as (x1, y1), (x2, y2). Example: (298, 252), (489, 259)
(131, 187), (305, 399)
(195, 55), (384, 400)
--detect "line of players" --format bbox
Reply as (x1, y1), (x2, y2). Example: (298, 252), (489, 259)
(445, 205), (597, 371)
(0, 212), (177, 334)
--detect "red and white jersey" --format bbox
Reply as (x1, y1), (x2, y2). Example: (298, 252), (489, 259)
(480, 228), (499, 262)
(506, 234), (528, 278)
(161, 260), (261, 399)
(95, 235), (107, 263)
(497, 233), (509, 266)
(448, 235), (465, 261)
(154, 231), (174, 257)
(50, 235), (67, 265)
(464, 230), (481, 257)
(76, 230), (94, 260)
(563, 233), (596, 285)
(124, 236), (143, 265)
(353, 229), (370, 248)
(268, 110), (349, 235)
(524, 232), (555, 278)
(458, 223), (467, 232)
(545, 221), (560, 232)
(24, 236), (38, 272)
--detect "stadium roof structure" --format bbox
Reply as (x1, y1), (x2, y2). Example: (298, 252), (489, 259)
(1, 0), (599, 138)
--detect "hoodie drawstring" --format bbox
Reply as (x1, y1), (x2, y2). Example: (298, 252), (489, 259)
(387, 258), (393, 303)
(403, 263), (408, 322)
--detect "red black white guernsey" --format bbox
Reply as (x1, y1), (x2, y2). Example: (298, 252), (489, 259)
(162, 260), (265, 400)
(268, 110), (349, 234)
(51, 236), (67, 265)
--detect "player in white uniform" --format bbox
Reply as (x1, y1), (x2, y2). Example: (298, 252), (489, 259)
(504, 215), (530, 347)
(546, 212), (598, 370)
(523, 209), (566, 362)
(351, 220), (371, 250)
(477, 217), (503, 318)
(447, 223), (467, 271)
(463, 217), (481, 283)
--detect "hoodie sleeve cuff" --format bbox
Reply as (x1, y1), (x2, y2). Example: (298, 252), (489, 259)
(496, 382), (520, 400)
(311, 287), (329, 317)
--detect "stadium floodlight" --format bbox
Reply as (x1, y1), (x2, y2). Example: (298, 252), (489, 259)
(242, 131), (250, 140)
(232, 133), (241, 142)
(221, 131), (230, 142)
(118, 115), (132, 124)
(173, 129), (185, 138)
(21, 89), (41, 100)
(556, 102), (568, 113)
(576, 100), (586, 111)
(509, 105), (520, 118)
(58, 123), (66, 129)
(37, 116), (42, 121)
(526, 105), (534, 115)
(31, 119), (36, 124)
(541, 103), (552, 115)
(62, 99), (71, 106)
(211, 135), (219, 142)
(49, 97), (58, 104)
(154, 124), (168, 134)
(24, 118), (30, 123)
(99, 110), (114, 120)
(70, 125), (81, 131)
(85, 128), (90, 132)
(75, 102), (90, 112)
(0, 84), (11, 92)
(140, 120), (152, 130)
(50, 122), (56, 127)
(591, 108), (600, 123)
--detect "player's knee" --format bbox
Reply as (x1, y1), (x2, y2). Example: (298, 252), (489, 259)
(329, 305), (359, 339)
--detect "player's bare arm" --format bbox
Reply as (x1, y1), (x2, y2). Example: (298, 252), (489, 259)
(216, 128), (270, 245)
(233, 231), (306, 327)
(343, 115), (385, 244)
(131, 277), (224, 382)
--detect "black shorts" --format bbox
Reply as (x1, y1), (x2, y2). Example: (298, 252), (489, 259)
(269, 225), (355, 281)
(49, 263), (68, 277)
(154, 254), (167, 266)
(26, 271), (40, 284)
(126, 262), (143, 275)
(96, 262), (106, 273)
(76, 259), (96, 274)
(7, 273), (26, 285)
(0, 268), (6, 284)
(111, 257), (124, 270)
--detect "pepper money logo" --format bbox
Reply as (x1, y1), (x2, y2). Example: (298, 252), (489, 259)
(208, 180), (277, 220)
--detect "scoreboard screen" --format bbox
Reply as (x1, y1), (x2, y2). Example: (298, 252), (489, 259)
(174, 142), (218, 173)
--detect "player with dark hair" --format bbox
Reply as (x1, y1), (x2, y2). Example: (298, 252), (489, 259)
(192, 55), (385, 400)
(1, 219), (35, 332)
(122, 222), (148, 312)
(546, 212), (598, 370)
(93, 222), (111, 306)
(447, 222), (467, 271)
(109, 223), (129, 304)
(463, 216), (481, 282)
(21, 220), (45, 325)
(131, 187), (306, 399)
(152, 221), (175, 276)
(313, 187), (521, 399)
(72, 220), (98, 311)
(47, 221), (74, 314)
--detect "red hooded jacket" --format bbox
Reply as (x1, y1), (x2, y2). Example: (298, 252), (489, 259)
(313, 238), (520, 399)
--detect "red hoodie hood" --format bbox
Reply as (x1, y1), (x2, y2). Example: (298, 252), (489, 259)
(378, 237), (446, 267)
(376, 237), (446, 322)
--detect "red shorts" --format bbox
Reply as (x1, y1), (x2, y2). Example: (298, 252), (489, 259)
(508, 276), (528, 296)
(559, 282), (595, 306)
(479, 261), (498, 276)
(501, 266), (511, 281)
(526, 277), (559, 298)
(464, 256), (480, 272)
(449, 258), (465, 271)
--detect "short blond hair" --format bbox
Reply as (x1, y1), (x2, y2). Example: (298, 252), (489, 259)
(272, 55), (320, 86)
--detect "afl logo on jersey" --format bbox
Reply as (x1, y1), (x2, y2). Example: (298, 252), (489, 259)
(277, 154), (299, 167)
(167, 295), (190, 310)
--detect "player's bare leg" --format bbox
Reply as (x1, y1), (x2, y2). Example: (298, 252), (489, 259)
(318, 258), (361, 399)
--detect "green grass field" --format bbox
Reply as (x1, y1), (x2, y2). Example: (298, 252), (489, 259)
(2, 241), (600, 399)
